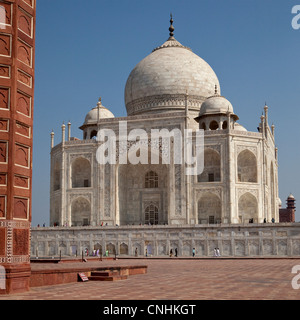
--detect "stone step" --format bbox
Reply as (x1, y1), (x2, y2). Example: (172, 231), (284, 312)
(88, 275), (128, 281)
(91, 270), (119, 277)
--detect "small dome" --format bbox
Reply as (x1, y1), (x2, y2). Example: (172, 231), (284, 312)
(288, 194), (295, 200)
(234, 123), (247, 132)
(199, 95), (234, 117)
(83, 99), (114, 125)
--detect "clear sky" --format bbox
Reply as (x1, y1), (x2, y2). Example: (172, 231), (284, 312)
(32, 0), (300, 225)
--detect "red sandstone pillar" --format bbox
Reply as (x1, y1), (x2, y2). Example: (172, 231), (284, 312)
(0, 0), (35, 294)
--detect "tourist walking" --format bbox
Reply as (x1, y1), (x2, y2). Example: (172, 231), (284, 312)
(192, 248), (195, 257)
(175, 248), (178, 257)
(214, 248), (218, 257)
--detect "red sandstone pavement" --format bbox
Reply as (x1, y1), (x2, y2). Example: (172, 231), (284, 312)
(1, 258), (300, 300)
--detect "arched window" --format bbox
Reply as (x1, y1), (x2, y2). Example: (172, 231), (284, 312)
(53, 161), (61, 191)
(237, 150), (257, 183)
(94, 243), (102, 255)
(90, 130), (97, 139)
(145, 171), (158, 188)
(71, 197), (91, 226)
(120, 243), (129, 255)
(201, 122), (206, 130)
(145, 204), (158, 225)
(72, 157), (91, 188)
(198, 193), (221, 224)
(106, 243), (116, 255)
(209, 120), (219, 131)
(238, 192), (258, 223)
(222, 121), (228, 130)
(198, 148), (221, 182)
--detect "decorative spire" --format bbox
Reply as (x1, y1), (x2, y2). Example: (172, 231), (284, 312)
(50, 130), (54, 149)
(62, 122), (66, 144)
(169, 13), (175, 38)
(264, 103), (268, 111)
(271, 123), (275, 136)
(67, 120), (71, 141)
(152, 14), (192, 52)
(97, 97), (102, 107)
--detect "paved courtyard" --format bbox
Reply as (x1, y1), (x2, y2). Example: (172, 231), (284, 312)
(0, 258), (300, 300)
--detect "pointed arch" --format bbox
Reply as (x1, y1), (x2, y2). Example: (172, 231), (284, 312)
(71, 157), (91, 188)
(237, 150), (257, 183)
(120, 243), (129, 255)
(238, 192), (258, 223)
(53, 160), (61, 191)
(145, 204), (159, 225)
(198, 148), (221, 182)
(198, 192), (222, 224)
(71, 197), (91, 226)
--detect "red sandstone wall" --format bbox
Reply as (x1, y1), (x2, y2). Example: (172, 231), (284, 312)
(279, 209), (295, 223)
(0, 0), (35, 294)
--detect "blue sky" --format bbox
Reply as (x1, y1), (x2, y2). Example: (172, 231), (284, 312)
(32, 0), (300, 225)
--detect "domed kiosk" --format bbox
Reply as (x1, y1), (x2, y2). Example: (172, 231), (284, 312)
(195, 87), (239, 131)
(80, 98), (115, 139)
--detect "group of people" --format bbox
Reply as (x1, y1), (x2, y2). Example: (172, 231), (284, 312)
(91, 249), (109, 257)
(36, 223), (46, 227)
(85, 247), (221, 258)
(169, 248), (178, 257)
(170, 247), (221, 258)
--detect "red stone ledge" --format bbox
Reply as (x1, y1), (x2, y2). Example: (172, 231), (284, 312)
(30, 265), (147, 288)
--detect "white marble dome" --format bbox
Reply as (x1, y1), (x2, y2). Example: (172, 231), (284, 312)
(199, 95), (234, 117)
(125, 37), (220, 116)
(83, 99), (114, 125)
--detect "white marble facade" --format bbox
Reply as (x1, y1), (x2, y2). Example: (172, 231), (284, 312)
(31, 223), (300, 257)
(49, 25), (280, 230)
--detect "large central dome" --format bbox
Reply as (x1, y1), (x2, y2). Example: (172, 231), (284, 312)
(125, 18), (220, 116)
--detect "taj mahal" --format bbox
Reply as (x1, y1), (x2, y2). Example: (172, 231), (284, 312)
(49, 17), (279, 228)
(30, 18), (300, 258)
